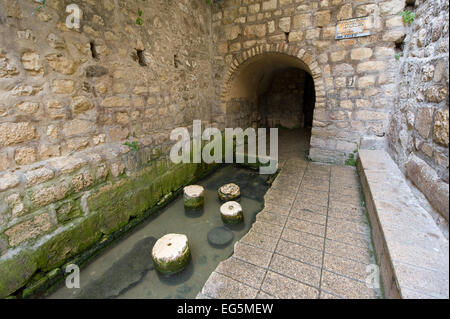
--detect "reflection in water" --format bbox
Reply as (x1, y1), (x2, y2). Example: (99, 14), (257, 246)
(78, 237), (157, 299)
(49, 165), (269, 299)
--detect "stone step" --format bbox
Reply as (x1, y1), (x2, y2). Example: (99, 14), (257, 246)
(357, 150), (449, 299)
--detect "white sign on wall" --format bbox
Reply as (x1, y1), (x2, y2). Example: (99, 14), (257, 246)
(335, 16), (372, 40)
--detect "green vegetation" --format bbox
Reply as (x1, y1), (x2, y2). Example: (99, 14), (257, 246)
(32, 0), (46, 15)
(136, 8), (143, 25)
(124, 141), (139, 152)
(153, 247), (191, 275)
(345, 150), (358, 167)
(395, 53), (403, 60)
(400, 10), (416, 25)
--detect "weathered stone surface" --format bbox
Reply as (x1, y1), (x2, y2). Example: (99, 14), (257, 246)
(0, 52), (19, 77)
(71, 96), (94, 115)
(244, 24), (266, 38)
(21, 52), (42, 75)
(314, 11), (331, 27)
(152, 233), (191, 275)
(184, 185), (205, 209)
(24, 167), (54, 185)
(51, 80), (75, 94)
(358, 150), (449, 299)
(425, 86), (448, 103)
(220, 201), (244, 224)
(433, 109), (449, 146)
(72, 173), (94, 192)
(351, 48), (373, 60)
(0, 173), (20, 192)
(32, 184), (69, 207)
(262, 0), (277, 11)
(224, 25), (240, 41)
(102, 97), (131, 108)
(0, 250), (37, 298)
(45, 53), (77, 75)
(14, 147), (37, 165)
(85, 65), (108, 77)
(293, 14), (311, 29)
(5, 213), (54, 246)
(388, 0), (449, 194)
(415, 107), (434, 139)
(0, 122), (36, 146)
(62, 119), (93, 137)
(0, 153), (8, 171)
(218, 183), (241, 201)
(16, 101), (39, 114)
(405, 154), (449, 221)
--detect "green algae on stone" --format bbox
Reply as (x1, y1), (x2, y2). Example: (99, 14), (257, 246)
(35, 213), (103, 272)
(152, 234), (191, 275)
(184, 185), (205, 209)
(0, 249), (38, 298)
(22, 268), (62, 299)
(0, 160), (217, 298)
(218, 183), (241, 201)
(220, 201), (244, 225)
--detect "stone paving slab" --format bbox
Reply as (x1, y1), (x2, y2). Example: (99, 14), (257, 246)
(198, 157), (381, 299)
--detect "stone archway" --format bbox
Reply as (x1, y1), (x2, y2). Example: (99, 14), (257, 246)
(220, 43), (326, 158)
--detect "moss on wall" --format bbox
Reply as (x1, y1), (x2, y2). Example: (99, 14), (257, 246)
(0, 160), (218, 298)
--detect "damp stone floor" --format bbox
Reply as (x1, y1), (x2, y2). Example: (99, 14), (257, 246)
(197, 129), (381, 299)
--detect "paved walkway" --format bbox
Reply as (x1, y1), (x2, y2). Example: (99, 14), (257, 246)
(198, 129), (381, 299)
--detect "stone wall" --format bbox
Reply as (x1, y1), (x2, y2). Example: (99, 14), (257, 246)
(1, 0), (448, 298)
(210, 0), (409, 164)
(0, 0), (214, 171)
(0, 0), (216, 297)
(388, 0), (449, 220)
(225, 98), (255, 128)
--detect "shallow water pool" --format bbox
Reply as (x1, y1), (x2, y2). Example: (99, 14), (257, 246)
(48, 165), (270, 299)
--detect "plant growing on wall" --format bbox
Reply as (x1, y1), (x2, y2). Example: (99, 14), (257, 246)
(400, 10), (415, 25)
(136, 8), (143, 25)
(32, 0), (47, 15)
(124, 141), (139, 152)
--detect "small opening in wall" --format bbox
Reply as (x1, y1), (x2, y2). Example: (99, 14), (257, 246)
(136, 49), (147, 66)
(90, 42), (98, 60)
(395, 35), (406, 53)
(284, 32), (290, 44)
(174, 54), (178, 68)
(405, 0), (416, 8)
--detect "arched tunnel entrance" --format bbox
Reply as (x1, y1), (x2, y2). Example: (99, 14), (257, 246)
(259, 68), (315, 130)
(224, 53), (317, 159)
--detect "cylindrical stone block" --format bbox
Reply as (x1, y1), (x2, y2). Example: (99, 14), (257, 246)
(152, 233), (191, 275)
(218, 183), (241, 201)
(184, 185), (205, 209)
(220, 201), (244, 225)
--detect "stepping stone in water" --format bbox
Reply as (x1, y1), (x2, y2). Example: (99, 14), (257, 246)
(207, 226), (234, 247)
(218, 183), (241, 201)
(220, 201), (244, 225)
(152, 234), (191, 275)
(184, 185), (205, 209)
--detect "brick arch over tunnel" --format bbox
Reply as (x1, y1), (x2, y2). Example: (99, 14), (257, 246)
(220, 44), (326, 158)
